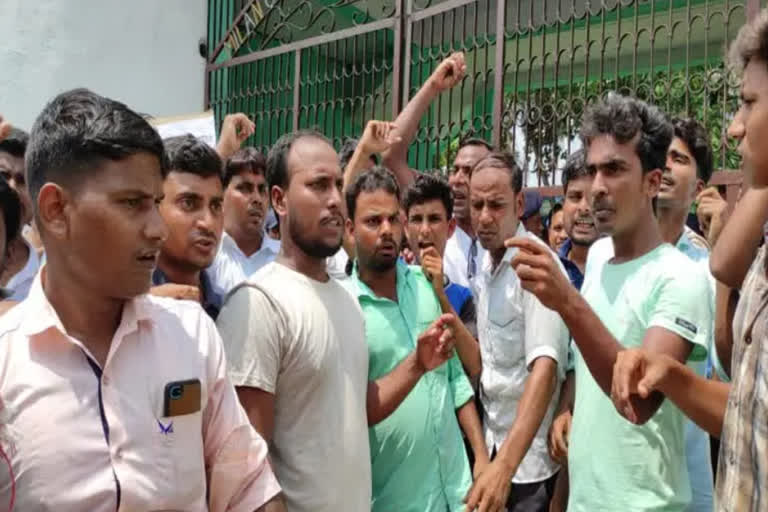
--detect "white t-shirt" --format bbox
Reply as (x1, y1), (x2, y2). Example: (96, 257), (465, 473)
(216, 262), (371, 512)
(472, 223), (569, 484)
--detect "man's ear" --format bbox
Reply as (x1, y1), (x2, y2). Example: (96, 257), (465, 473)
(447, 216), (457, 239)
(37, 183), (71, 241)
(646, 168), (662, 199)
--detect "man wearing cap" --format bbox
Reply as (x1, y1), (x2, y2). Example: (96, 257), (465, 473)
(521, 189), (545, 241)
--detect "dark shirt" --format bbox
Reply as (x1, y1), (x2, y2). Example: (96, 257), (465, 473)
(558, 239), (585, 290)
(445, 278), (477, 339)
(151, 268), (223, 320)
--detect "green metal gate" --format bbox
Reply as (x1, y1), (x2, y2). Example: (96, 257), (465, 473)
(206, 0), (759, 186)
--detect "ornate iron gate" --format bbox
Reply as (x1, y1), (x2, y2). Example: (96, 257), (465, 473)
(206, 0), (760, 187)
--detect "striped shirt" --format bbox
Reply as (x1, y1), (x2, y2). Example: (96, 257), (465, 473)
(715, 244), (768, 511)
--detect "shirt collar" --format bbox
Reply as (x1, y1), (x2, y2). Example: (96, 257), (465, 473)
(7, 236), (41, 288)
(222, 231), (280, 258)
(19, 266), (155, 338)
(558, 238), (572, 259)
(481, 223), (527, 277)
(350, 259), (410, 301)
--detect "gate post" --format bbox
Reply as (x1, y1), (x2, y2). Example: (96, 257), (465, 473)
(392, 0), (408, 119)
(293, 49), (301, 131)
(492, 0), (507, 148)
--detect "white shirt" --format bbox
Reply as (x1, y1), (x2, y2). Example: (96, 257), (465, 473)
(216, 262), (372, 512)
(326, 248), (350, 281)
(472, 224), (569, 484)
(0, 272), (280, 511)
(208, 231), (280, 296)
(5, 237), (40, 301)
(444, 226), (485, 289)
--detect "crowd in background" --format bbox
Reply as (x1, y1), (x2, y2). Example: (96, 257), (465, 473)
(0, 6), (767, 512)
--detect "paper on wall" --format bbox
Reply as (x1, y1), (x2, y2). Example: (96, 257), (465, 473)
(151, 111), (217, 148)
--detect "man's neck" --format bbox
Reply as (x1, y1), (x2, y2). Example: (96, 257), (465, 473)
(456, 216), (474, 238)
(358, 264), (397, 302)
(42, 261), (124, 367)
(657, 205), (688, 246)
(228, 227), (264, 257)
(611, 213), (665, 263)
(568, 242), (590, 274)
(276, 236), (329, 282)
(156, 256), (202, 287)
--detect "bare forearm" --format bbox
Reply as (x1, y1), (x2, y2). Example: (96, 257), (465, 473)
(436, 288), (482, 378)
(555, 371), (575, 415)
(344, 147), (375, 191)
(559, 290), (624, 394)
(496, 358), (557, 476)
(367, 352), (424, 425)
(657, 361), (730, 437)
(710, 187), (768, 288)
(714, 282), (737, 378)
(457, 400), (488, 462)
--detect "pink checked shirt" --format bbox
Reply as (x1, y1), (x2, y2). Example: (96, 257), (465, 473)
(0, 273), (280, 511)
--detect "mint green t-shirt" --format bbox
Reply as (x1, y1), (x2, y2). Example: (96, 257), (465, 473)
(568, 240), (711, 512)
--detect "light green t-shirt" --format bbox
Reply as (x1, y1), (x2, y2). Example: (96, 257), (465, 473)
(346, 261), (474, 512)
(568, 240), (711, 512)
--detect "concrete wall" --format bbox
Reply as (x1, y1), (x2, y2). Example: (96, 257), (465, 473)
(0, 0), (207, 130)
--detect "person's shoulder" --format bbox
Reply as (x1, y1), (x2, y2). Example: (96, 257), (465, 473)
(649, 244), (710, 288)
(0, 299), (29, 338)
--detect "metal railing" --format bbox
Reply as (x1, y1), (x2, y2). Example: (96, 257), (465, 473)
(206, 0), (760, 189)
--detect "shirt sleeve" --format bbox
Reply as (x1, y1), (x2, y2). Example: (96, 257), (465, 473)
(447, 351), (475, 409)
(647, 265), (712, 362)
(201, 313), (282, 512)
(216, 284), (286, 393)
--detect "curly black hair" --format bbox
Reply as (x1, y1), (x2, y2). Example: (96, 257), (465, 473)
(671, 117), (714, 184)
(403, 173), (453, 219)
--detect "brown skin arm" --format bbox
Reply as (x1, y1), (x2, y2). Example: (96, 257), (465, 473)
(456, 399), (490, 476)
(714, 282), (737, 378)
(256, 495), (287, 512)
(236, 387), (276, 443)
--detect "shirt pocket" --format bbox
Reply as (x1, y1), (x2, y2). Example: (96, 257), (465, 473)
(153, 409), (206, 505)
(487, 291), (525, 370)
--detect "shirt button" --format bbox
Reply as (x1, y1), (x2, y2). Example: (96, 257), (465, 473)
(102, 375), (111, 386)
(114, 447), (123, 460)
(745, 333), (753, 345)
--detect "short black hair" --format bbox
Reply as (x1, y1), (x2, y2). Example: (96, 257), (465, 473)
(546, 202), (563, 231)
(671, 117), (714, 184)
(403, 174), (453, 219)
(338, 137), (378, 171)
(0, 180), (21, 245)
(224, 147), (266, 187)
(164, 134), (223, 183)
(580, 93), (673, 174)
(472, 151), (524, 193)
(266, 129), (330, 191)
(458, 135), (493, 152)
(562, 149), (588, 193)
(0, 128), (29, 159)
(346, 166), (400, 221)
(26, 88), (168, 210)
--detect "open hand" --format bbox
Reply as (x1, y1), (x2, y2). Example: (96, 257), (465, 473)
(150, 283), (202, 303)
(429, 52), (467, 92)
(416, 313), (456, 372)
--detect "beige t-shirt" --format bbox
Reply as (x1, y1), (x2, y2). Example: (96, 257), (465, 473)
(216, 262), (371, 512)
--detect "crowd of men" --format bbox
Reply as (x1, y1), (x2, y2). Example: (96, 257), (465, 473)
(0, 7), (767, 512)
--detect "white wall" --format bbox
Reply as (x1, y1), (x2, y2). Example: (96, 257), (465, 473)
(0, 0), (207, 130)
